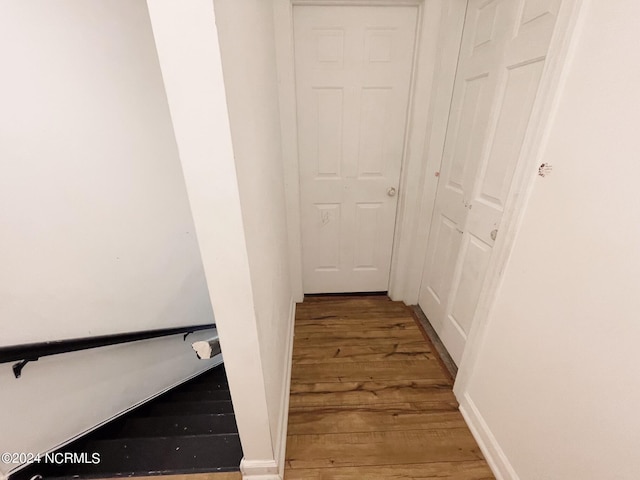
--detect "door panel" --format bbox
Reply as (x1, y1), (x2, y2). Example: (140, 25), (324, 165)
(312, 203), (341, 271)
(354, 202), (383, 269)
(294, 6), (418, 293)
(478, 61), (545, 208)
(419, 0), (562, 364)
(420, 213), (464, 332)
(358, 88), (391, 177)
(314, 89), (343, 176)
(450, 233), (492, 335)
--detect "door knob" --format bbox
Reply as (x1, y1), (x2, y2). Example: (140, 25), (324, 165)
(490, 229), (498, 241)
(387, 187), (397, 197)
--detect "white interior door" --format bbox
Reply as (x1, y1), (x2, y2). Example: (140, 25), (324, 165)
(419, 0), (562, 364)
(294, 5), (417, 294)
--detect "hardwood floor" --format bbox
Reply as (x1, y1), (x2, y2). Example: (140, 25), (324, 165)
(285, 296), (494, 480)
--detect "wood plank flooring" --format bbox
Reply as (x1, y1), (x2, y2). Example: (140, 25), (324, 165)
(285, 296), (494, 479)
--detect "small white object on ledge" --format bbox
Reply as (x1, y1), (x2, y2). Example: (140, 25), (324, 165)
(191, 336), (222, 359)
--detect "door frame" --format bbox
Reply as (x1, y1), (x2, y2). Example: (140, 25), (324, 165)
(274, 0), (467, 301)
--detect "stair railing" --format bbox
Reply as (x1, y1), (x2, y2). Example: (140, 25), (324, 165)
(0, 323), (216, 378)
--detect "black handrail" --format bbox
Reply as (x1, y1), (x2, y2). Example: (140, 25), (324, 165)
(0, 323), (216, 378)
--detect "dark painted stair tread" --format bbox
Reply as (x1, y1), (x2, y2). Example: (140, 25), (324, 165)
(169, 389), (232, 402)
(180, 378), (229, 392)
(142, 400), (234, 416)
(117, 414), (238, 437)
(76, 434), (242, 475)
(181, 368), (229, 389)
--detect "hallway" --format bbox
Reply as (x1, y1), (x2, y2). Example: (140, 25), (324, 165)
(284, 296), (493, 479)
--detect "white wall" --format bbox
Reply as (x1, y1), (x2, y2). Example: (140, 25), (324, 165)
(458, 1), (640, 478)
(0, 1), (217, 475)
(147, 1), (294, 477)
(212, 0), (295, 462)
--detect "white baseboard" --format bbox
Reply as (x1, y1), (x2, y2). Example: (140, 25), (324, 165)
(459, 393), (519, 480)
(240, 458), (279, 479)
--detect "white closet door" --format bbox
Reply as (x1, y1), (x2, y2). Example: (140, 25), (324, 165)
(419, 0), (562, 363)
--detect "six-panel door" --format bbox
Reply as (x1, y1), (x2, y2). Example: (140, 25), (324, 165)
(294, 5), (418, 293)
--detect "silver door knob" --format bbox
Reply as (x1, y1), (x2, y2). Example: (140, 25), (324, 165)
(490, 229), (498, 241)
(387, 187), (397, 197)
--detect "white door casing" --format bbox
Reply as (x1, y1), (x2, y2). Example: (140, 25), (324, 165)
(294, 5), (418, 294)
(419, 0), (563, 364)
